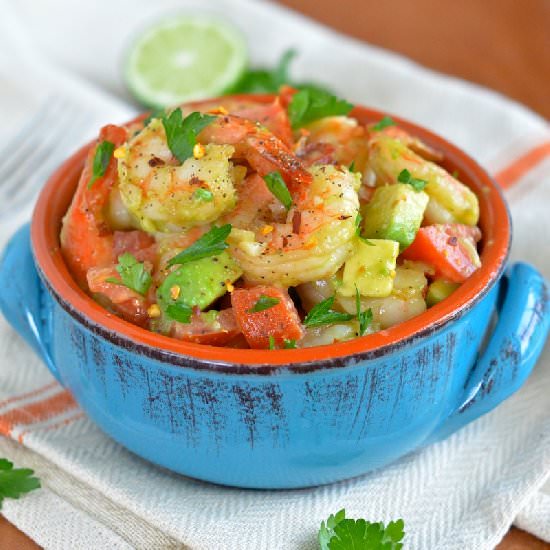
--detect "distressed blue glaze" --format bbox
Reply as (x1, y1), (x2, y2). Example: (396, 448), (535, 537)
(1, 224), (548, 488)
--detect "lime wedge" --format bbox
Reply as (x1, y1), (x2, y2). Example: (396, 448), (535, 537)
(125, 15), (247, 108)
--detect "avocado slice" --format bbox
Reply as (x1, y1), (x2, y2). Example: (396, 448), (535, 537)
(157, 251), (242, 321)
(338, 238), (399, 298)
(426, 279), (460, 307)
(361, 183), (429, 250)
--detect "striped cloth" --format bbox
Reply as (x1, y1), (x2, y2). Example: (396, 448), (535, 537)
(0, 1), (549, 548)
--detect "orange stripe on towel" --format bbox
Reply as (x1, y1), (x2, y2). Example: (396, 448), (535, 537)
(0, 381), (59, 409)
(0, 390), (78, 436)
(496, 141), (550, 189)
(16, 411), (86, 443)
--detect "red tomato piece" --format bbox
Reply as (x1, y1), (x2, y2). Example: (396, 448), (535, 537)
(170, 309), (241, 346)
(231, 286), (304, 349)
(401, 224), (482, 283)
(86, 266), (149, 326)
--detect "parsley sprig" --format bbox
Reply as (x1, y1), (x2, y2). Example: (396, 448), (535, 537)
(248, 295), (280, 313)
(0, 458), (41, 510)
(288, 88), (354, 129)
(303, 296), (354, 328)
(167, 224), (232, 267)
(106, 253), (152, 296)
(372, 115), (396, 131)
(88, 140), (115, 189)
(319, 509), (405, 550)
(263, 171), (293, 210)
(162, 109), (215, 163)
(397, 168), (427, 191)
(356, 287), (373, 337)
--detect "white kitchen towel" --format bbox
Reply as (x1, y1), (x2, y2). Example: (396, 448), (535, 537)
(0, 1), (549, 549)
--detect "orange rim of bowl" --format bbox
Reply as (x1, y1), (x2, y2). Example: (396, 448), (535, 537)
(31, 95), (511, 367)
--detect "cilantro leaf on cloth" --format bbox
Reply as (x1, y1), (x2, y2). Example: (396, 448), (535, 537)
(0, 458), (41, 510)
(319, 509), (405, 550)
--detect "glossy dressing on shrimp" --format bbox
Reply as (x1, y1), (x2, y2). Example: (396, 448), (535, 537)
(60, 89), (482, 350)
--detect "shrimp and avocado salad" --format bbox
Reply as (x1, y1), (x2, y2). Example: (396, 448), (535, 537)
(60, 87), (482, 350)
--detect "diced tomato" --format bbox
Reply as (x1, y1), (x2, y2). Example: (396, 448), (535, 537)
(401, 224), (482, 283)
(86, 266), (149, 326)
(170, 309), (241, 346)
(231, 286), (304, 349)
(113, 231), (157, 263)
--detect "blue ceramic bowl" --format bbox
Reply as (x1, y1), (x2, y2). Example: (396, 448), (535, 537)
(1, 103), (548, 489)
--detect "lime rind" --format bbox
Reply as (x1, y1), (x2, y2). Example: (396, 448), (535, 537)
(125, 15), (248, 108)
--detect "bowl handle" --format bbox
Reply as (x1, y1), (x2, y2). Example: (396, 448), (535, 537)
(427, 262), (549, 444)
(0, 224), (61, 383)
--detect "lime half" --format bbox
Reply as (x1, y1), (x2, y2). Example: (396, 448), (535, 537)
(125, 15), (247, 108)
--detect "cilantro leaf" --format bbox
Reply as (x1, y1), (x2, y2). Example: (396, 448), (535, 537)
(162, 109), (215, 163)
(263, 171), (293, 210)
(288, 89), (354, 128)
(194, 188), (214, 202)
(0, 458), (41, 510)
(143, 108), (165, 127)
(348, 161), (356, 173)
(355, 213), (363, 237)
(372, 116), (396, 131)
(397, 168), (427, 191)
(319, 509), (405, 550)
(248, 295), (280, 313)
(355, 287), (373, 337)
(303, 296), (354, 328)
(228, 49), (297, 94)
(226, 50), (334, 96)
(106, 253), (151, 296)
(88, 140), (115, 189)
(268, 335), (276, 350)
(165, 303), (193, 324)
(283, 339), (297, 349)
(167, 224), (232, 267)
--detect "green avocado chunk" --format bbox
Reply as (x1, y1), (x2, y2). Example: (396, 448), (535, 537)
(362, 183), (429, 250)
(426, 279), (460, 307)
(157, 251), (242, 320)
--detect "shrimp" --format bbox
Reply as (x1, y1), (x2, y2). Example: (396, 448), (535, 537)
(229, 165), (360, 287)
(370, 124), (443, 162)
(297, 116), (369, 171)
(366, 134), (479, 226)
(117, 118), (238, 233)
(117, 112), (312, 232)
(60, 124), (128, 287)
(181, 96), (294, 146)
(198, 114), (312, 200)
